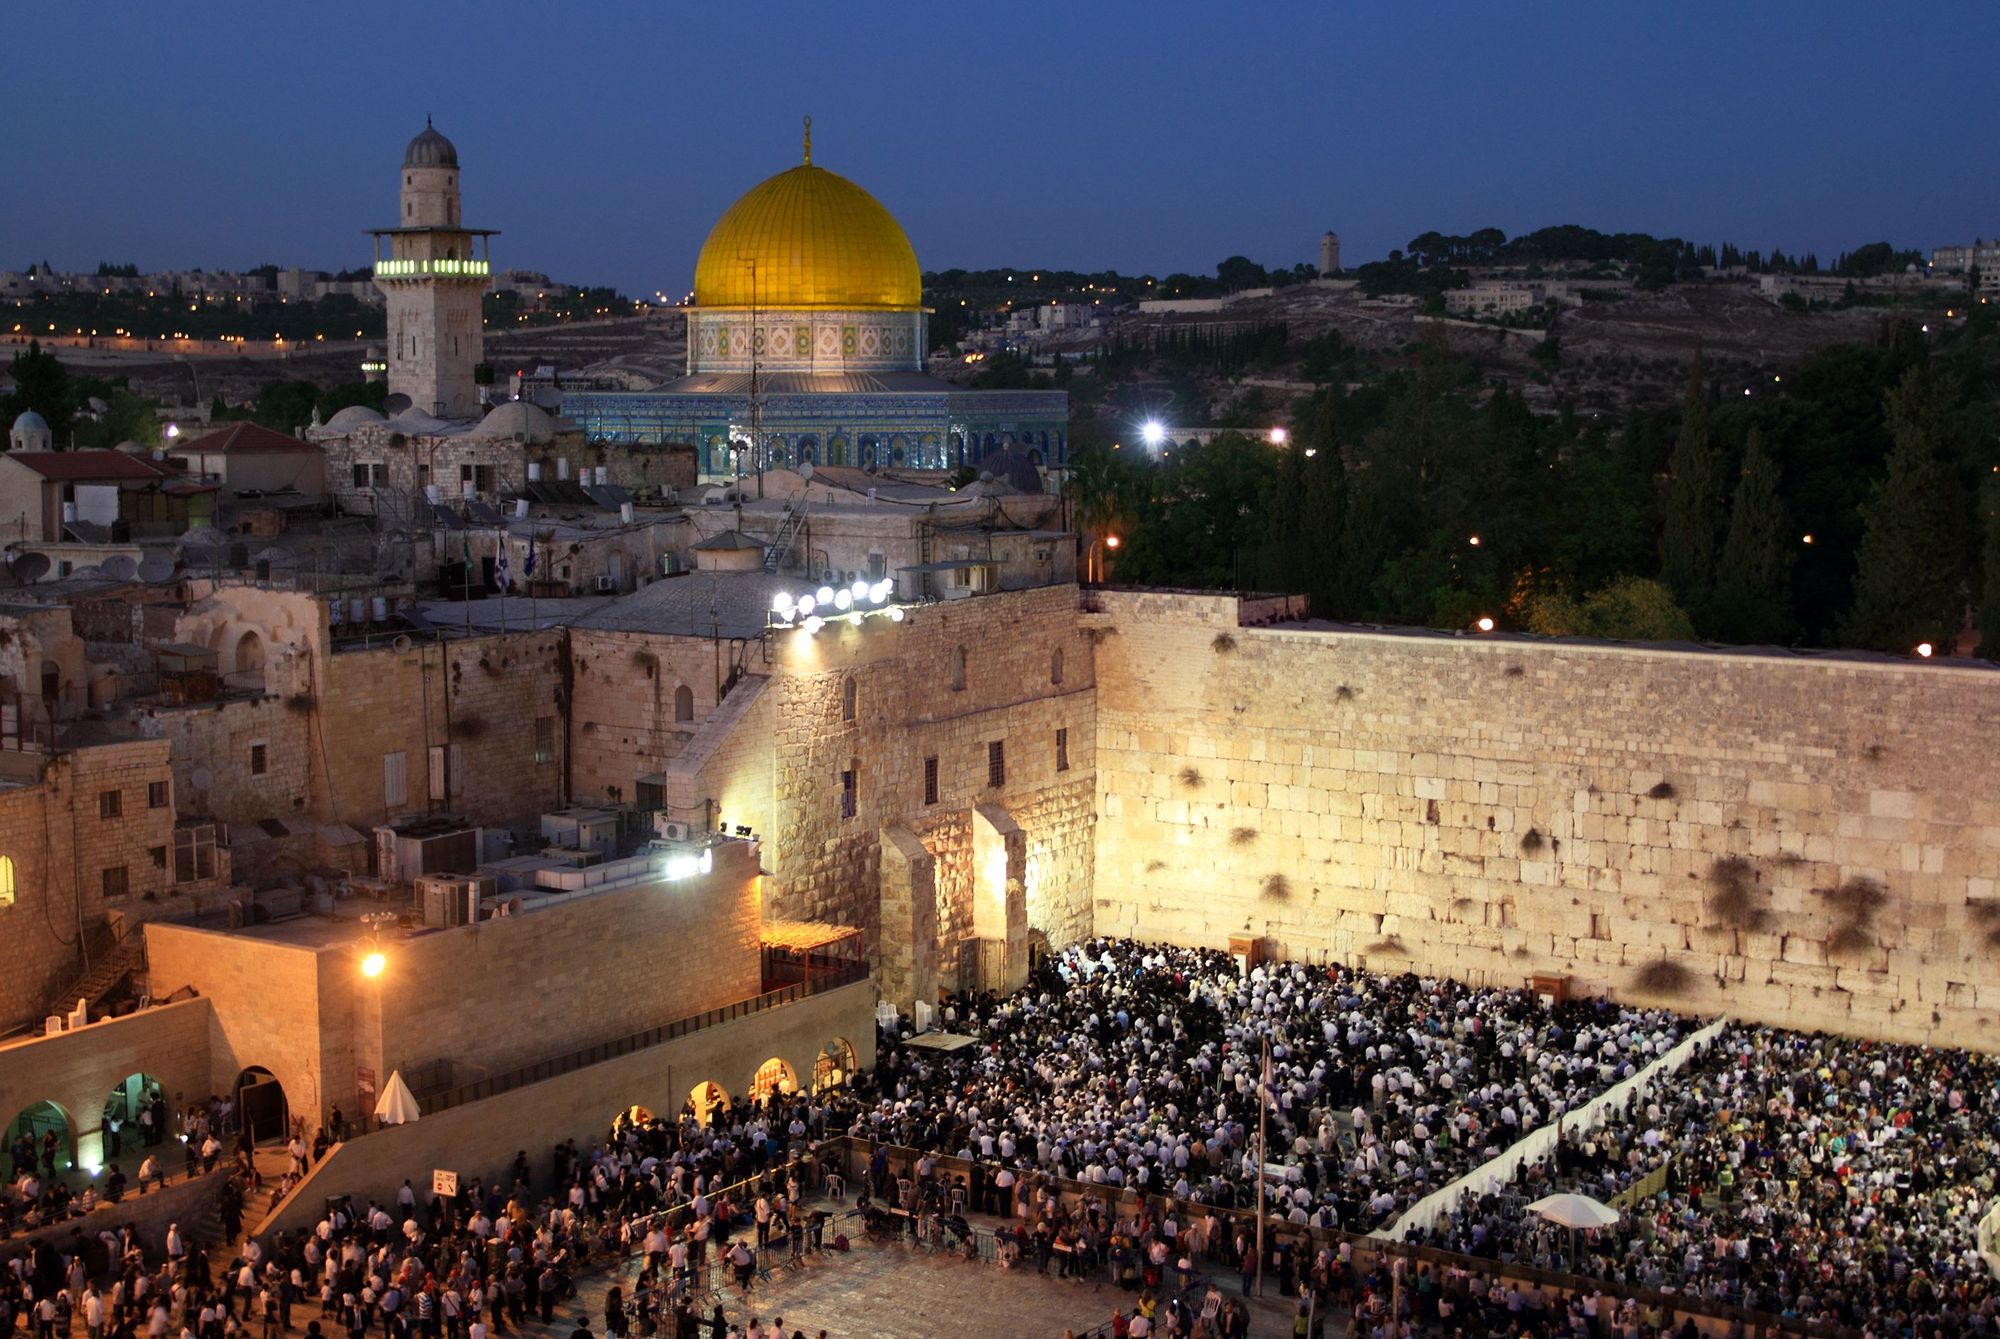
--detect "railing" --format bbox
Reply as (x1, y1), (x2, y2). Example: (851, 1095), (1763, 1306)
(414, 963), (868, 1118)
(827, 1137), (1849, 1339)
(374, 259), (490, 279)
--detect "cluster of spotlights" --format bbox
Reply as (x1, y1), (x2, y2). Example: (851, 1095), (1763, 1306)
(772, 579), (903, 634)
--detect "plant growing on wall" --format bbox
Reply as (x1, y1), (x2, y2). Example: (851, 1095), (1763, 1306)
(1261, 872), (1291, 899)
(1211, 633), (1237, 653)
(1178, 766), (1204, 790)
(1519, 828), (1544, 855)
(1230, 826), (1258, 846)
(1820, 875), (1887, 959)
(1646, 780), (1677, 800)
(1705, 855), (1768, 931)
(1633, 958), (1691, 994)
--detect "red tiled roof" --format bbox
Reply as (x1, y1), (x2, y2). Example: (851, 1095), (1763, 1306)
(6, 451), (171, 482)
(174, 422), (321, 455)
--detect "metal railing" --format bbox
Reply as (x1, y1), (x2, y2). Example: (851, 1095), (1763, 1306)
(415, 963), (869, 1118)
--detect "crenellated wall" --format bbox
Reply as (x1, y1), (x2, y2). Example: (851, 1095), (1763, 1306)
(1089, 590), (2000, 1047)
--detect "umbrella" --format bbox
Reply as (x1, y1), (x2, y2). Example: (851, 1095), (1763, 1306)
(1527, 1192), (1619, 1271)
(374, 1070), (422, 1126)
(1526, 1193), (1620, 1229)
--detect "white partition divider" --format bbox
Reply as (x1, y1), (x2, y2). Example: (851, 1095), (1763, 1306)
(1379, 1017), (1729, 1241)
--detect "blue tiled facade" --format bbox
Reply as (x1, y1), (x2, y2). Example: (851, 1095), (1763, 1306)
(561, 387), (1069, 481)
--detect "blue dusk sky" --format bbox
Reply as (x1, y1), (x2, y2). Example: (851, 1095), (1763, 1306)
(5, 2), (1996, 295)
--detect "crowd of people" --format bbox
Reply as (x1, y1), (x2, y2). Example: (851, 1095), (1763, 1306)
(821, 939), (1689, 1236)
(1411, 1022), (2000, 1335)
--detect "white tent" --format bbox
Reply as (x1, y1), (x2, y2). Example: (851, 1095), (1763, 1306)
(1526, 1193), (1620, 1229)
(374, 1070), (422, 1126)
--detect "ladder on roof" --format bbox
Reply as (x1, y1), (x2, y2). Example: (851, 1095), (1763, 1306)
(764, 501), (807, 572)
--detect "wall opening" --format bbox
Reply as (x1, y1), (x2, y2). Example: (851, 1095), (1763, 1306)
(686, 1080), (730, 1126)
(5, 1100), (77, 1176)
(101, 1072), (164, 1161)
(748, 1058), (797, 1105)
(812, 1039), (857, 1094)
(233, 1066), (289, 1145)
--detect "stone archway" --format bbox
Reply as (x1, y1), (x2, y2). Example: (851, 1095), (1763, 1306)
(4, 1099), (77, 1177)
(748, 1058), (797, 1105)
(100, 1072), (164, 1163)
(812, 1039), (857, 1094)
(233, 1066), (288, 1144)
(686, 1080), (730, 1126)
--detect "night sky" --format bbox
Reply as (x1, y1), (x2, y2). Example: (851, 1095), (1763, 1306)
(7, 2), (1996, 296)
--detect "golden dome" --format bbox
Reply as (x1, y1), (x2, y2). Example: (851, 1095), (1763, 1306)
(692, 159), (922, 312)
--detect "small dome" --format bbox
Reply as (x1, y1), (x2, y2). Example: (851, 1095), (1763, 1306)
(390, 406), (453, 435)
(403, 121), (459, 169)
(474, 400), (556, 444)
(325, 405), (388, 430)
(12, 410), (49, 433)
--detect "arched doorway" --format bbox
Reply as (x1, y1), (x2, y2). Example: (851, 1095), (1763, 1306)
(611, 1104), (655, 1140)
(233, 1066), (288, 1144)
(812, 1039), (857, 1094)
(4, 1100), (76, 1177)
(748, 1058), (798, 1105)
(686, 1081), (729, 1126)
(235, 631), (264, 680)
(102, 1072), (164, 1160)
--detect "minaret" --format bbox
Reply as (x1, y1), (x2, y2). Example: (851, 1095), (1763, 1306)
(370, 120), (496, 417)
(1318, 231), (1341, 277)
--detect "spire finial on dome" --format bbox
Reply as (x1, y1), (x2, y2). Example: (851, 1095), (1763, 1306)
(802, 115), (812, 166)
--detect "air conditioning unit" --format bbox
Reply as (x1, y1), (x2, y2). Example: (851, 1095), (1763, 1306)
(656, 819), (690, 842)
(595, 575), (615, 592)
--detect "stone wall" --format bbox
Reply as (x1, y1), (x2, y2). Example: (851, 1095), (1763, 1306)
(567, 630), (752, 811)
(766, 585), (1097, 1005)
(254, 979), (875, 1244)
(313, 631), (566, 831)
(0, 997), (214, 1171)
(146, 842), (764, 1126)
(0, 741), (185, 1029)
(1090, 590), (2000, 1046)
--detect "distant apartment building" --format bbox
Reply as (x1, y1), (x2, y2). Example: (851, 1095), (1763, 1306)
(1444, 285), (1539, 316)
(1929, 241), (2000, 299)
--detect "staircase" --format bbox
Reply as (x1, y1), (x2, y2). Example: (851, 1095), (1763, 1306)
(203, 1146), (288, 1259)
(763, 503), (807, 572)
(44, 923), (143, 1022)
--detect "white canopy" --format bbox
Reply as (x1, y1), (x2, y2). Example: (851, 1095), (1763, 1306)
(1526, 1193), (1620, 1230)
(374, 1070), (422, 1126)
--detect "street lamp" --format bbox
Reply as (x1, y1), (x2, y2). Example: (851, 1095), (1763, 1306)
(1268, 427), (1288, 446)
(1141, 421), (1165, 449)
(361, 952), (386, 978)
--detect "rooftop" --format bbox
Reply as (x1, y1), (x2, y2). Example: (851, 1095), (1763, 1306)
(173, 422), (320, 456)
(6, 451), (169, 482)
(570, 570), (816, 639)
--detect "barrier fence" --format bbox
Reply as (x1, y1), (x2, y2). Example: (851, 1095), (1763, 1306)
(817, 1135), (1849, 1339)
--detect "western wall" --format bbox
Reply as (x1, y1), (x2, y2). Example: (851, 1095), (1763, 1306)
(1086, 589), (2000, 1047)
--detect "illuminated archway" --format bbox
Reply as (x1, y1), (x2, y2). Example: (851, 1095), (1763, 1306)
(812, 1039), (857, 1094)
(233, 1066), (289, 1144)
(4, 1100), (77, 1175)
(687, 1081), (730, 1126)
(101, 1072), (164, 1160)
(748, 1057), (798, 1104)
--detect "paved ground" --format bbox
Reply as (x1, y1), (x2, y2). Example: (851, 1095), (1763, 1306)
(535, 1201), (1318, 1339)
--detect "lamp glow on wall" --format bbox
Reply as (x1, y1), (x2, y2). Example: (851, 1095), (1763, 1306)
(655, 847), (715, 881)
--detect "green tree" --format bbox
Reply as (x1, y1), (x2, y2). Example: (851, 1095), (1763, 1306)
(1711, 427), (1794, 641)
(1842, 368), (1969, 651)
(1523, 577), (1695, 641)
(1979, 477), (2000, 658)
(1660, 345), (1720, 593)
(1299, 431), (1347, 618)
(2, 341), (73, 444)
(250, 380), (321, 434)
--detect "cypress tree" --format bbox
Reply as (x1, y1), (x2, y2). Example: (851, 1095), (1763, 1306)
(1718, 428), (1792, 597)
(1843, 368), (1967, 651)
(1661, 345), (1720, 594)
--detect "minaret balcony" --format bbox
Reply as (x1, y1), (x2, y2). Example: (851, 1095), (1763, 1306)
(374, 258), (490, 279)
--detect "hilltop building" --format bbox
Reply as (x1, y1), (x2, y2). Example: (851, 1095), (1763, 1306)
(1319, 230), (1341, 276)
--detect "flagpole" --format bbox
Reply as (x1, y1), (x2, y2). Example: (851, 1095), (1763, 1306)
(496, 532), (509, 635)
(1255, 1034), (1268, 1299)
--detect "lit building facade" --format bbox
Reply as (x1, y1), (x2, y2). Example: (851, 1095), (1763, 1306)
(564, 124), (1067, 481)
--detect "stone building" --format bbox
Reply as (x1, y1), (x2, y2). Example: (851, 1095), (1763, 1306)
(369, 121), (494, 418)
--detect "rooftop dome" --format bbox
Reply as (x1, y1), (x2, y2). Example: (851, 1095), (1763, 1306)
(403, 119), (459, 169)
(325, 405), (387, 431)
(473, 400), (556, 443)
(12, 410), (49, 433)
(693, 125), (920, 311)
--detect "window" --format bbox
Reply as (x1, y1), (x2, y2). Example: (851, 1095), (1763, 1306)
(674, 685), (694, 723)
(427, 743), (462, 802)
(149, 846), (167, 870)
(951, 647), (967, 692)
(98, 789), (121, 820)
(101, 865), (128, 899)
(841, 677), (856, 723)
(987, 740), (1006, 789)
(868, 552), (886, 580)
(147, 780), (169, 809)
(173, 825), (217, 884)
(1056, 727), (1070, 773)
(840, 765), (857, 820)
(0, 855), (13, 907)
(249, 743), (268, 776)
(923, 756), (938, 806)
(533, 717), (555, 765)
(383, 751), (408, 806)
(1051, 649), (1064, 686)
(459, 463), (495, 494)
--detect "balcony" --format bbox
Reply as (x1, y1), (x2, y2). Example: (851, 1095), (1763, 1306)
(374, 259), (490, 280)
